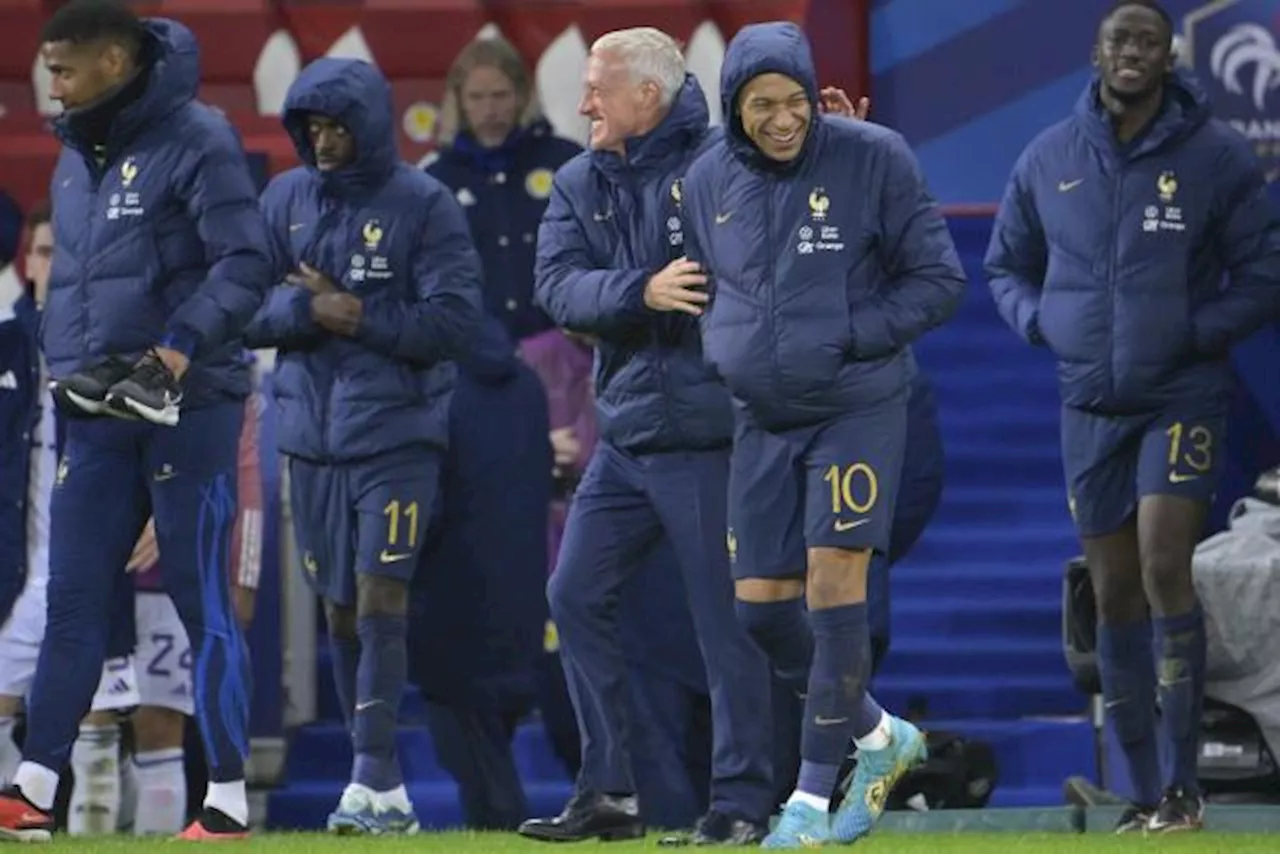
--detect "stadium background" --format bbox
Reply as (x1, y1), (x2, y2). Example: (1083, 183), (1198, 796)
(1, 0), (1278, 832)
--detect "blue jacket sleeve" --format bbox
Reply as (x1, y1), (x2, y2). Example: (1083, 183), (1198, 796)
(355, 187), (484, 364)
(162, 132), (272, 358)
(242, 179), (325, 350)
(1192, 139), (1280, 355)
(984, 151), (1048, 346)
(533, 177), (651, 335)
(849, 133), (966, 359)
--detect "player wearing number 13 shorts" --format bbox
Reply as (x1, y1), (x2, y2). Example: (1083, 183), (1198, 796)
(680, 22), (965, 848)
(985, 0), (1280, 835)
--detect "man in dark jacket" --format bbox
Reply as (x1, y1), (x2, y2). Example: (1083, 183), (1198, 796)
(0, 1), (271, 841)
(245, 56), (483, 835)
(681, 21), (965, 848)
(985, 1), (1280, 834)
(425, 36), (582, 342)
(519, 27), (775, 846)
(408, 316), (552, 831)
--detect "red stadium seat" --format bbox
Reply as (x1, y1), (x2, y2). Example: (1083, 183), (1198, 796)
(0, 81), (37, 118)
(575, 0), (710, 46)
(0, 127), (58, 213)
(156, 1), (277, 82)
(706, 0), (809, 36)
(358, 0), (487, 78)
(484, 0), (580, 65)
(278, 1), (365, 61)
(0, 0), (44, 80)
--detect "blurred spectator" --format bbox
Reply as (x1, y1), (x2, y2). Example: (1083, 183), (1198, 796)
(408, 317), (552, 830)
(427, 37), (581, 342)
(0, 191), (23, 306)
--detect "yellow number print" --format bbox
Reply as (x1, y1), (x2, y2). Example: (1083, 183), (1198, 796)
(1165, 422), (1213, 475)
(823, 463), (879, 514)
(383, 499), (420, 549)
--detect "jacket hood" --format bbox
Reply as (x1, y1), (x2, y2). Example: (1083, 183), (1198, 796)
(721, 22), (820, 171)
(1075, 69), (1212, 158)
(283, 58), (398, 191)
(55, 18), (199, 150)
(457, 315), (517, 384)
(592, 74), (709, 179)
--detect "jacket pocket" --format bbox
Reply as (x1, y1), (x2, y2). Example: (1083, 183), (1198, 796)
(775, 281), (852, 393)
(701, 285), (770, 400)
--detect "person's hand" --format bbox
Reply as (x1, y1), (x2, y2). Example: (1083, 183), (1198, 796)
(310, 292), (363, 336)
(644, 257), (708, 316)
(232, 585), (256, 631)
(550, 427), (581, 469)
(127, 517), (159, 573)
(153, 347), (189, 381)
(287, 261), (339, 294)
(819, 87), (870, 121)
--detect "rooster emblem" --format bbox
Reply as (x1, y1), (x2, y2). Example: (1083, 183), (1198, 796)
(1210, 23), (1280, 111)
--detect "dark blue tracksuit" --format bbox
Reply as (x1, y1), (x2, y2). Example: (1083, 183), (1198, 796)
(407, 317), (553, 830)
(29, 19), (268, 783)
(534, 74), (773, 823)
(426, 122), (581, 341)
(986, 72), (1280, 537)
(245, 58), (484, 606)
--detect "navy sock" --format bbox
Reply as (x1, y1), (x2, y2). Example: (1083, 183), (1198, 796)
(854, 694), (885, 740)
(799, 603), (870, 798)
(330, 634), (360, 733)
(1097, 618), (1161, 806)
(353, 614), (407, 792)
(736, 598), (814, 697)
(1154, 605), (1206, 795)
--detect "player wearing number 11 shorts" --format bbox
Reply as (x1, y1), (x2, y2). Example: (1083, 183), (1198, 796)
(680, 22), (965, 849)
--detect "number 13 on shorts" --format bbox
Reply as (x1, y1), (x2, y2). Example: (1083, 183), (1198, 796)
(1165, 422), (1212, 484)
(823, 463), (878, 532)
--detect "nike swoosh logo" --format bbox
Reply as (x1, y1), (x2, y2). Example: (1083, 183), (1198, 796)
(1058, 179), (1083, 192)
(1169, 473), (1199, 483)
(813, 716), (849, 725)
(593, 211), (612, 222)
(289, 223), (307, 232)
(379, 550), (413, 563)
(833, 519), (870, 532)
(715, 212), (732, 224)
(355, 700), (383, 712)
(154, 471), (177, 481)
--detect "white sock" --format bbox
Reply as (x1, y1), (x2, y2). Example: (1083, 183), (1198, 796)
(786, 790), (830, 812)
(68, 723), (122, 836)
(12, 762), (58, 811)
(204, 779), (248, 826)
(133, 749), (187, 835)
(117, 750), (137, 832)
(377, 784), (411, 811)
(0, 717), (19, 787)
(853, 711), (893, 752)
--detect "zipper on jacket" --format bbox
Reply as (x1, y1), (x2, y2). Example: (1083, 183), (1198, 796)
(311, 197), (342, 460)
(80, 158), (102, 360)
(1107, 165), (1124, 403)
(764, 176), (781, 401)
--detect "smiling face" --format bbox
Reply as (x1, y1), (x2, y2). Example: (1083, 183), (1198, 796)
(1095, 4), (1173, 105)
(578, 49), (661, 152)
(737, 72), (812, 162)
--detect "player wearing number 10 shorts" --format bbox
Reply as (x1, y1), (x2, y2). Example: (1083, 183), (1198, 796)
(680, 22), (965, 848)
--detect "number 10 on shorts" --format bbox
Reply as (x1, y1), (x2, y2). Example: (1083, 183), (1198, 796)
(823, 463), (878, 531)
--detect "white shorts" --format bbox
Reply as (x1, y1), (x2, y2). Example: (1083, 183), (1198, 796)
(0, 584), (140, 713)
(134, 591), (194, 715)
